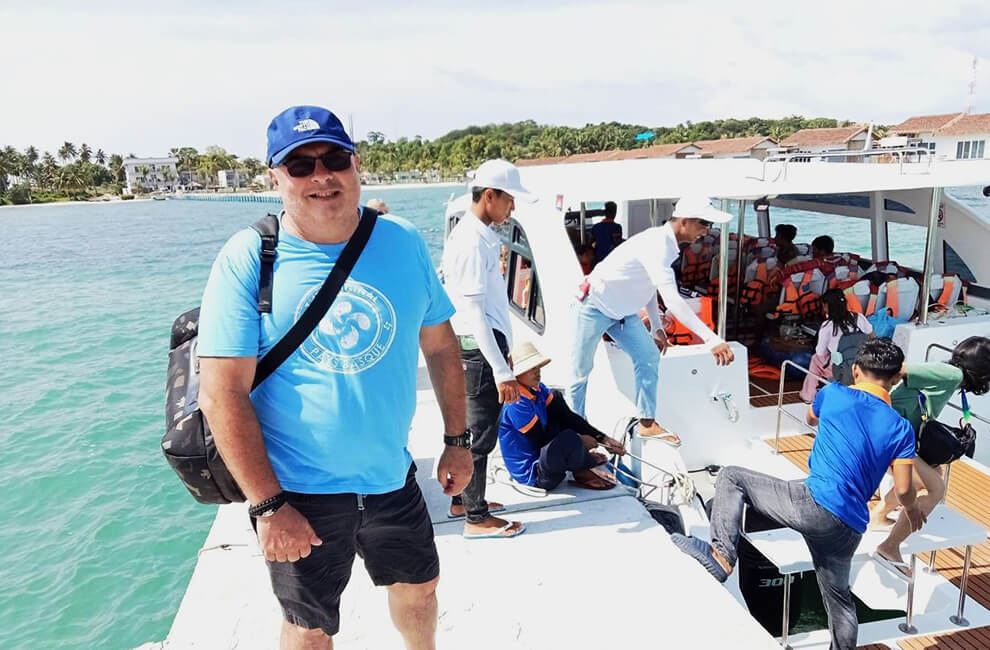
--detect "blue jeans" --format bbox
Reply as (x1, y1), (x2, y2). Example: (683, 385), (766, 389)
(710, 466), (862, 650)
(567, 301), (659, 419)
(534, 429), (598, 490)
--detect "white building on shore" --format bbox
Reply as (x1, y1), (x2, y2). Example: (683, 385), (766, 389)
(779, 125), (872, 162)
(218, 169), (242, 189)
(888, 112), (990, 160)
(123, 156), (179, 194)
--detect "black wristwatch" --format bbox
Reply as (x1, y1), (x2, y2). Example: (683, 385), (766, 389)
(444, 430), (472, 449)
(249, 492), (287, 518)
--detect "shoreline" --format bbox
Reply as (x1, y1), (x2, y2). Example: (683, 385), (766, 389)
(0, 182), (464, 210)
(0, 198), (155, 209)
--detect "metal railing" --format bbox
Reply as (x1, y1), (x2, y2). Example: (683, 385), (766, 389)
(773, 360), (828, 454)
(749, 146), (935, 182)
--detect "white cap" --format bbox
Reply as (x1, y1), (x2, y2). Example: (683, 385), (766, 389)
(672, 196), (733, 223)
(468, 159), (537, 203)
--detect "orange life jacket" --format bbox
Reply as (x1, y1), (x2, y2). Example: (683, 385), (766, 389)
(776, 269), (823, 318)
(665, 296), (715, 346)
(740, 261), (777, 305)
(936, 274), (957, 308)
(681, 243), (712, 287)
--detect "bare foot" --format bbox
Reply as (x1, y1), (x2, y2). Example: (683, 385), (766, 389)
(875, 544), (911, 578)
(463, 516), (524, 538)
(637, 422), (681, 446)
(448, 501), (504, 518)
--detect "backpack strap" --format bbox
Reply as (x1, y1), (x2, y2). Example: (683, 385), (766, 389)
(250, 213), (280, 314)
(917, 391), (931, 421)
(961, 389), (972, 425)
(252, 207), (379, 390)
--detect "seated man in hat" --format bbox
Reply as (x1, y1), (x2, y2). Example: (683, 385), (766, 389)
(499, 342), (626, 490)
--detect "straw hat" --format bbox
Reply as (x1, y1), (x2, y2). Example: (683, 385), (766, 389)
(511, 341), (552, 376)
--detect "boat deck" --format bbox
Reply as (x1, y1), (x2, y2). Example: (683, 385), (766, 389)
(773, 434), (990, 649)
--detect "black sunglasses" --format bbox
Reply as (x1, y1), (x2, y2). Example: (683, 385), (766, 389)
(281, 150), (352, 177)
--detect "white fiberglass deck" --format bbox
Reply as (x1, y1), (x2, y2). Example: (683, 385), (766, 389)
(157, 362), (780, 649)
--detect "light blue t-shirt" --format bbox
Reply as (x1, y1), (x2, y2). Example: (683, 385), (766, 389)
(808, 382), (915, 533)
(197, 213), (454, 495)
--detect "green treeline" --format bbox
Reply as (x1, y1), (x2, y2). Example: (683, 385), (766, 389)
(1, 115), (857, 204)
(356, 115), (857, 176)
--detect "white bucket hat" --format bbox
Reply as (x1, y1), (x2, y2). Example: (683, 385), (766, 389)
(672, 196), (733, 223)
(511, 341), (551, 376)
(468, 159), (537, 203)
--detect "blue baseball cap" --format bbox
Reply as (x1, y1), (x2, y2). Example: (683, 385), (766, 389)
(266, 105), (356, 167)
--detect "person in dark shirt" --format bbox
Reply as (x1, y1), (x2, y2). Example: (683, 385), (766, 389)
(591, 201), (623, 264)
(499, 342), (625, 490)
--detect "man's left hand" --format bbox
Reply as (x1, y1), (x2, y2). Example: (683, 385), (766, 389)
(436, 445), (473, 496)
(580, 434), (598, 450)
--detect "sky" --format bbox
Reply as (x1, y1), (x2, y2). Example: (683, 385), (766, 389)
(3, 0), (990, 160)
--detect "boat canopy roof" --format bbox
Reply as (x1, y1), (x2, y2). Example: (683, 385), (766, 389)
(511, 157), (990, 205)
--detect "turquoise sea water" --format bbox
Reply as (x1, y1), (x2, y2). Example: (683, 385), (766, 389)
(1, 185), (987, 649)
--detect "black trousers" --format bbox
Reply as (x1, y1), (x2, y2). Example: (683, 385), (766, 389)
(452, 330), (509, 524)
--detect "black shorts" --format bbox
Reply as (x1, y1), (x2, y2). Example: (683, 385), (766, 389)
(254, 463), (439, 636)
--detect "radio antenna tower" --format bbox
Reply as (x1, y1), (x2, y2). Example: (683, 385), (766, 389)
(967, 56), (978, 114)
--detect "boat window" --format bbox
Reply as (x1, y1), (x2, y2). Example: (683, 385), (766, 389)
(884, 222), (926, 270)
(495, 219), (546, 333)
(943, 242), (977, 283)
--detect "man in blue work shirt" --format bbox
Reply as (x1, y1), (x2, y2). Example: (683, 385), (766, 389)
(672, 338), (924, 650)
(499, 342), (625, 491)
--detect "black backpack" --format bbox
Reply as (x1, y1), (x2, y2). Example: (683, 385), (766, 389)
(162, 209), (378, 504)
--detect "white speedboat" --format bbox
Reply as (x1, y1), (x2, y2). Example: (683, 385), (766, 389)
(150, 152), (990, 649)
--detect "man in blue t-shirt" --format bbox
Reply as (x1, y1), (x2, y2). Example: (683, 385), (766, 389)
(591, 201), (623, 265)
(197, 105), (473, 649)
(672, 339), (923, 650)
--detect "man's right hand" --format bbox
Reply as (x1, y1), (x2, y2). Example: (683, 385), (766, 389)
(903, 503), (927, 532)
(256, 503), (323, 563)
(711, 343), (735, 366)
(497, 379), (521, 404)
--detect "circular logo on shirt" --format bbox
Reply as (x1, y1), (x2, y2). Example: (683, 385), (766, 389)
(295, 280), (396, 374)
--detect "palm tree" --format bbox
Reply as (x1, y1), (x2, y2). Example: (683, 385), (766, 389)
(108, 154), (124, 185)
(23, 146), (40, 186)
(95, 149), (107, 166)
(58, 142), (77, 164)
(79, 143), (92, 163)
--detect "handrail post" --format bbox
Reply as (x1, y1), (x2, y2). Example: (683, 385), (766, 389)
(919, 188), (943, 324)
(733, 200), (747, 337)
(717, 199), (731, 339)
(579, 202), (587, 245)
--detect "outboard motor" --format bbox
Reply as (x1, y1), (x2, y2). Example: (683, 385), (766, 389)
(737, 508), (803, 637)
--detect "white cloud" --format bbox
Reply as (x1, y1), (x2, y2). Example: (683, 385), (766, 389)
(1, 0), (989, 157)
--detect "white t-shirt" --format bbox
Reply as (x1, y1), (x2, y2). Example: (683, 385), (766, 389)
(442, 214), (513, 345)
(586, 223), (722, 347)
(815, 313), (873, 358)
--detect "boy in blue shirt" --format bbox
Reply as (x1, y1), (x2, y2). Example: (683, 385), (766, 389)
(672, 338), (923, 649)
(591, 201), (623, 264)
(499, 342), (625, 490)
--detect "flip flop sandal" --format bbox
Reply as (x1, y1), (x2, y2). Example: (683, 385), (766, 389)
(462, 522), (526, 540)
(872, 551), (912, 580)
(640, 428), (682, 447)
(568, 477), (616, 490)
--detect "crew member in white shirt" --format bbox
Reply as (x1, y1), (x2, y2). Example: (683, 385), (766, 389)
(567, 196), (736, 445)
(442, 159), (534, 539)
